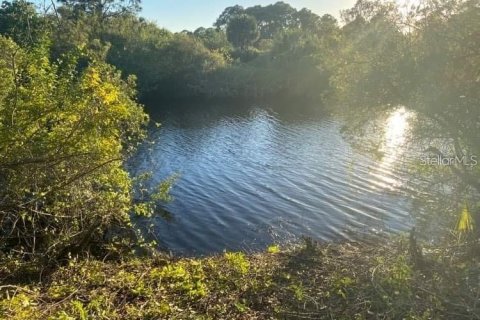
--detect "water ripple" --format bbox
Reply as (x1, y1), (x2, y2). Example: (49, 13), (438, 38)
(131, 104), (414, 255)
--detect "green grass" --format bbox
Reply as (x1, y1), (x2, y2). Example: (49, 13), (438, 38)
(1, 238), (479, 319)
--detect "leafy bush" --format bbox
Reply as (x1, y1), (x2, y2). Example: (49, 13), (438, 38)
(0, 36), (148, 264)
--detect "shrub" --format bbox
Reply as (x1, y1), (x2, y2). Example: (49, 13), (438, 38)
(0, 36), (148, 264)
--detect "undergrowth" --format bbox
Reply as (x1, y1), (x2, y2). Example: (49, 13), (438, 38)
(0, 238), (479, 319)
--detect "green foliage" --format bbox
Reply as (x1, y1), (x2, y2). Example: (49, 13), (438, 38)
(99, 15), (173, 95)
(3, 240), (476, 319)
(244, 1), (298, 39)
(0, 0), (48, 47)
(408, 1), (480, 213)
(58, 0), (141, 19)
(216, 2), (322, 40)
(288, 283), (305, 301)
(194, 27), (231, 52)
(224, 252), (250, 275)
(70, 300), (88, 320)
(226, 14), (259, 50)
(0, 0), (339, 100)
(331, 1), (408, 108)
(214, 5), (245, 30)
(100, 16), (228, 97)
(331, 274), (355, 299)
(331, 0), (480, 238)
(0, 36), (148, 262)
(376, 255), (412, 294)
(150, 261), (208, 298)
(267, 244), (280, 254)
(0, 3), (478, 320)
(0, 293), (40, 320)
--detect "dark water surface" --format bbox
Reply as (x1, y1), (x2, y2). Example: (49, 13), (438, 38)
(130, 103), (415, 255)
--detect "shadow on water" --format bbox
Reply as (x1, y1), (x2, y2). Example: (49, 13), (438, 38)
(143, 98), (330, 126)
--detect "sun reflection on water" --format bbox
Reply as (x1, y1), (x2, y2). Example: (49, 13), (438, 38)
(369, 106), (414, 190)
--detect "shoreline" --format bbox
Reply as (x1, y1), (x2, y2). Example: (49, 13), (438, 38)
(2, 236), (478, 319)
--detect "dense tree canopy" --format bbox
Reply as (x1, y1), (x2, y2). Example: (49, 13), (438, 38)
(58, 0), (141, 18)
(193, 27), (230, 52)
(215, 2), (323, 39)
(0, 0), (47, 46)
(214, 4), (245, 29)
(226, 14), (259, 50)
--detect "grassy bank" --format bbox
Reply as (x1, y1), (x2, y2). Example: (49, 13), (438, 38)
(1, 237), (479, 319)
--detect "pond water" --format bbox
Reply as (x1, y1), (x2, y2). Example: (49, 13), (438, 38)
(130, 102), (416, 255)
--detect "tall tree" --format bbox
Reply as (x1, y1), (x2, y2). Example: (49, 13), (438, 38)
(294, 8), (320, 32)
(226, 14), (259, 50)
(245, 1), (297, 39)
(214, 5), (244, 30)
(57, 0), (141, 20)
(215, 2), (322, 41)
(0, 0), (47, 46)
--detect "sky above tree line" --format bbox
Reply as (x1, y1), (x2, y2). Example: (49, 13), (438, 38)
(32, 0), (417, 32)
(133, 0), (358, 31)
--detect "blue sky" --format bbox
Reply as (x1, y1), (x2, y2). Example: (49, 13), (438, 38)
(140, 0), (357, 32)
(32, 0), (358, 32)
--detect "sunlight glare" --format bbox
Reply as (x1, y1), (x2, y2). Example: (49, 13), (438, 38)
(383, 106), (409, 153)
(369, 106), (414, 190)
